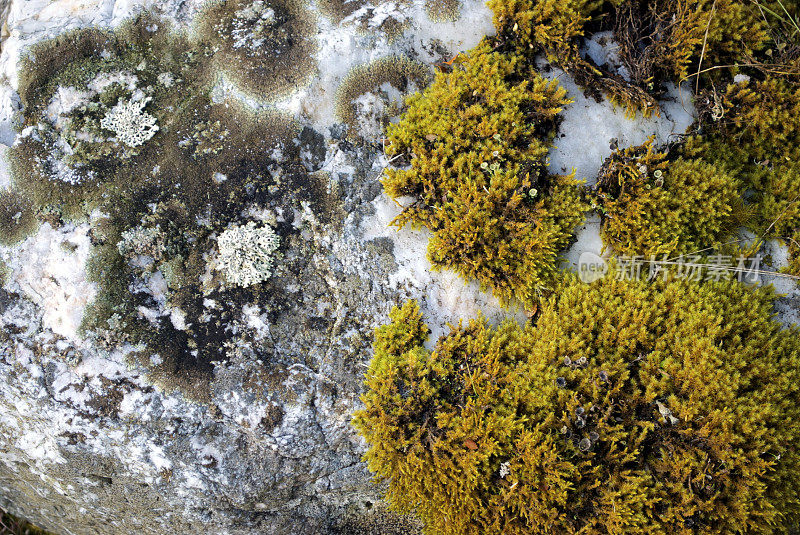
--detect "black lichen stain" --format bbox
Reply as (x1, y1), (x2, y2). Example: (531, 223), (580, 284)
(83, 100), (327, 400)
(6, 11), (346, 401)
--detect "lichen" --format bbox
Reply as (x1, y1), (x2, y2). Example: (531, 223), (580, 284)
(215, 221), (280, 287)
(354, 278), (800, 534)
(196, 0), (316, 100)
(335, 57), (431, 142)
(99, 97), (159, 148)
(0, 190), (37, 246)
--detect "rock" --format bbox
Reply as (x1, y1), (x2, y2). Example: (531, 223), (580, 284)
(0, 0), (503, 533)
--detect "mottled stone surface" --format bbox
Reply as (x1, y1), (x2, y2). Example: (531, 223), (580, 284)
(0, 0), (497, 533)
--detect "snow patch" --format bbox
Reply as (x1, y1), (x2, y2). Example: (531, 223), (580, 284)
(361, 185), (527, 346)
(1, 223), (96, 340)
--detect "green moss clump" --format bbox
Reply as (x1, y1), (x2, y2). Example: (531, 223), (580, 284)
(0, 190), (37, 245)
(487, 0), (654, 115)
(611, 0), (770, 85)
(593, 140), (741, 256)
(383, 43), (588, 305)
(487, 0), (781, 116)
(335, 56), (431, 142)
(683, 75), (800, 274)
(354, 279), (800, 534)
(196, 0), (316, 100)
(688, 77), (800, 237)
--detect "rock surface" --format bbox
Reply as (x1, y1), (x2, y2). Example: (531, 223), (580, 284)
(0, 0), (501, 533)
(1, 1), (795, 534)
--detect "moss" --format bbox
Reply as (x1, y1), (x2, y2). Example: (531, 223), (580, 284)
(486, 0), (786, 116)
(383, 43), (587, 306)
(196, 0), (316, 100)
(593, 140), (741, 256)
(682, 75), (800, 272)
(0, 190), (37, 245)
(344, 0), (412, 40)
(787, 230), (800, 280)
(335, 56), (431, 142)
(331, 501), (423, 535)
(318, 0), (415, 36)
(610, 0), (770, 86)
(424, 0), (461, 23)
(354, 278), (800, 534)
(487, 0), (656, 116)
(16, 27), (117, 117)
(688, 77), (800, 236)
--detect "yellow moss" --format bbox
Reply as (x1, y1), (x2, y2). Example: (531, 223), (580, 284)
(355, 278), (800, 534)
(684, 75), (800, 267)
(593, 140), (741, 256)
(486, 0), (775, 116)
(383, 43), (588, 306)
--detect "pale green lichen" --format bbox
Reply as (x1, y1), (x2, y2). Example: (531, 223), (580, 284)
(100, 97), (159, 147)
(215, 221), (280, 287)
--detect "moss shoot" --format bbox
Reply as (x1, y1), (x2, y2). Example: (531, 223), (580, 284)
(383, 42), (587, 306)
(593, 140), (741, 256)
(354, 278), (800, 534)
(487, 0), (796, 116)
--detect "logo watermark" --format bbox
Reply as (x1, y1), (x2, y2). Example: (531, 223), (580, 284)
(577, 252), (780, 284)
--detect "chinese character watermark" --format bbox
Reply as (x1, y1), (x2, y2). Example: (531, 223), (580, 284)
(578, 253), (767, 284)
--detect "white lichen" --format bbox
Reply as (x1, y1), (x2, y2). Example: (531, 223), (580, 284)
(117, 225), (165, 259)
(100, 97), (159, 147)
(215, 221), (280, 287)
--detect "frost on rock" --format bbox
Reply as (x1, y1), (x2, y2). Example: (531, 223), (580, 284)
(231, 0), (277, 50)
(100, 97), (159, 147)
(216, 221), (280, 287)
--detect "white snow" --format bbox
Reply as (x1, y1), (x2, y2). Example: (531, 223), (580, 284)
(361, 183), (528, 346)
(1, 223), (96, 341)
(544, 63), (696, 186)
